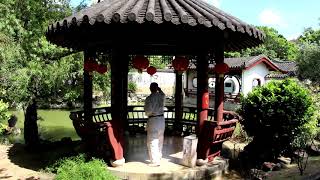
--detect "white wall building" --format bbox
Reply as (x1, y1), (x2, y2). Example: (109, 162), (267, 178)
(184, 55), (291, 110)
(127, 55), (296, 110)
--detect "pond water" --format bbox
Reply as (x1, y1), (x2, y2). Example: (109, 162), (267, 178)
(8, 110), (79, 143)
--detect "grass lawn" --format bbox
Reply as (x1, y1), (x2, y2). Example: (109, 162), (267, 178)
(8, 109), (79, 143)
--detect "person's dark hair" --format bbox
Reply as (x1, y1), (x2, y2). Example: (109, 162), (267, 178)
(150, 82), (158, 93)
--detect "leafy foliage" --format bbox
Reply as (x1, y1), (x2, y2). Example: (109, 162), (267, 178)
(296, 42), (320, 85)
(149, 56), (167, 69)
(0, 100), (9, 136)
(239, 79), (315, 158)
(0, 100), (9, 123)
(297, 27), (320, 45)
(128, 81), (137, 93)
(54, 155), (118, 180)
(226, 26), (299, 61)
(0, 0), (87, 108)
(291, 133), (310, 176)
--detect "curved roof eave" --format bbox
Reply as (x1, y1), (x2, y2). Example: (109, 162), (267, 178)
(46, 0), (265, 52)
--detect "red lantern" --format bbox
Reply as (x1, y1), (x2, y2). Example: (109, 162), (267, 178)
(132, 55), (149, 71)
(96, 64), (108, 74)
(84, 58), (98, 72)
(213, 63), (229, 74)
(147, 66), (157, 76)
(172, 56), (189, 72)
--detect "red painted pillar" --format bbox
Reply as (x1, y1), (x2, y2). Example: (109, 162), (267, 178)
(83, 50), (94, 122)
(214, 38), (225, 124)
(108, 49), (128, 161)
(196, 54), (209, 136)
(196, 54), (210, 160)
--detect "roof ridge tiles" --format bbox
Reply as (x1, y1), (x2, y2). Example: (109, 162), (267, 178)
(47, 0), (265, 51)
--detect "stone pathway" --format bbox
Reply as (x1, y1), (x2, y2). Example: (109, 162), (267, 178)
(0, 145), (54, 180)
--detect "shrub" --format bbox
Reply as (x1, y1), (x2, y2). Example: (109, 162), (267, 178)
(55, 155), (118, 180)
(0, 100), (9, 123)
(0, 100), (9, 135)
(239, 79), (315, 160)
(128, 81), (137, 93)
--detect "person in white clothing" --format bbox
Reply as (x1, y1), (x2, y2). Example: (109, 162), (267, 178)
(144, 82), (165, 166)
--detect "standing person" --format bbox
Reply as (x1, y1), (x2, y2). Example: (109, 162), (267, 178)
(144, 82), (165, 166)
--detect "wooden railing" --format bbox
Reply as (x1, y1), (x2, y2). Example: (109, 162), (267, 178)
(70, 106), (239, 136)
(70, 106), (239, 161)
(70, 106), (205, 135)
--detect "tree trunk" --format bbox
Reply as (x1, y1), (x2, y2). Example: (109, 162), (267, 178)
(24, 99), (39, 149)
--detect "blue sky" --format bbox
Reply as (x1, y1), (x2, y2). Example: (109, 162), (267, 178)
(70, 0), (320, 40)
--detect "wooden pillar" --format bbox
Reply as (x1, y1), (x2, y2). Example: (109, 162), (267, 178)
(111, 50), (128, 124)
(196, 54), (209, 160)
(83, 50), (94, 121)
(196, 54), (209, 136)
(122, 56), (129, 130)
(108, 49), (128, 161)
(174, 72), (183, 133)
(214, 38), (225, 124)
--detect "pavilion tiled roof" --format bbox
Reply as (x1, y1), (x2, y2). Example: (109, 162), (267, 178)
(47, 0), (265, 51)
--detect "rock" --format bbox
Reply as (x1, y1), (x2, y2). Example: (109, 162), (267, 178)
(262, 162), (275, 172)
(250, 169), (268, 180)
(272, 163), (281, 171)
(279, 162), (290, 169)
(277, 156), (291, 164)
(294, 150), (308, 158)
(308, 144), (320, 155)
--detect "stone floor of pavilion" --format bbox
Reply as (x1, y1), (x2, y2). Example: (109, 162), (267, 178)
(107, 134), (233, 180)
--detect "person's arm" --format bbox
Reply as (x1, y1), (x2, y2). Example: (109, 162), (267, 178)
(158, 87), (165, 96)
(144, 97), (153, 117)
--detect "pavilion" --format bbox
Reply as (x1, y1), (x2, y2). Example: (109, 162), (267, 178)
(46, 0), (264, 167)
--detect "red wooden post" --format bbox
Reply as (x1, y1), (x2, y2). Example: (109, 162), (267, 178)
(83, 50), (94, 122)
(196, 54), (209, 136)
(215, 38), (225, 124)
(196, 54), (210, 160)
(108, 49), (128, 163)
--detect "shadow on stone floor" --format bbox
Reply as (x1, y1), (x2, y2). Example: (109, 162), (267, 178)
(7, 140), (82, 171)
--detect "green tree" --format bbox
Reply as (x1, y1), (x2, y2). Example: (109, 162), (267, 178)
(239, 79), (315, 164)
(296, 42), (320, 85)
(0, 0), (78, 147)
(226, 26), (299, 61)
(295, 19), (320, 85)
(298, 27), (320, 45)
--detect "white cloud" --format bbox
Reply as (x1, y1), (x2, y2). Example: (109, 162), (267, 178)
(259, 9), (287, 27)
(205, 0), (220, 7)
